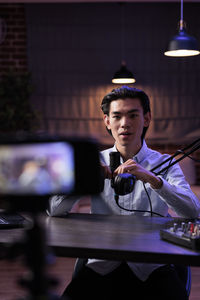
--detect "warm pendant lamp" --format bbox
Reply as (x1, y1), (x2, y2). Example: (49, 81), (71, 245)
(112, 61), (136, 84)
(112, 3), (136, 84)
(164, 0), (200, 57)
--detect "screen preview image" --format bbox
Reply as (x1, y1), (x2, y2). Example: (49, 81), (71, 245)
(0, 142), (75, 196)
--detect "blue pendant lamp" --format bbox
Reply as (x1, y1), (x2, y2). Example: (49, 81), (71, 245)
(164, 0), (200, 57)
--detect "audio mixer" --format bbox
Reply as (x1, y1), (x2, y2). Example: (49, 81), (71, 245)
(160, 220), (200, 251)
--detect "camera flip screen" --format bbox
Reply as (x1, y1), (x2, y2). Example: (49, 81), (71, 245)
(0, 142), (75, 196)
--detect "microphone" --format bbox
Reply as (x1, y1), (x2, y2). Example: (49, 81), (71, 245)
(109, 151), (121, 173)
(109, 151), (136, 196)
(109, 151), (120, 188)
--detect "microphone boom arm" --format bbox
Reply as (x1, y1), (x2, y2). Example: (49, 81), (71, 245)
(150, 137), (200, 176)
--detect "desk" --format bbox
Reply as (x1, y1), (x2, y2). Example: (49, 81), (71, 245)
(45, 213), (200, 266)
(0, 213), (200, 266)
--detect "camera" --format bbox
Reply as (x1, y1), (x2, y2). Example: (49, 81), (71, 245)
(0, 134), (103, 212)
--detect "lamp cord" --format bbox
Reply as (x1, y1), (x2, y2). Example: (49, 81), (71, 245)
(180, 0), (184, 30)
(181, 0), (183, 22)
(120, 2), (125, 63)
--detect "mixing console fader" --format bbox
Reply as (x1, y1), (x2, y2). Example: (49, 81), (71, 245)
(160, 220), (200, 251)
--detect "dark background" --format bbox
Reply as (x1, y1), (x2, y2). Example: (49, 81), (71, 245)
(1, 1), (200, 180)
(25, 2), (200, 145)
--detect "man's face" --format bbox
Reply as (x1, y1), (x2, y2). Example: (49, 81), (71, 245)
(104, 98), (151, 149)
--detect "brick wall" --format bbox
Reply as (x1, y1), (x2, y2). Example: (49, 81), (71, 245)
(0, 3), (27, 76)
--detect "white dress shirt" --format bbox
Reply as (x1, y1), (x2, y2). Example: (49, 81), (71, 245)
(48, 141), (200, 281)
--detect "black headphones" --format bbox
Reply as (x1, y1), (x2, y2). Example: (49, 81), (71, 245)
(109, 151), (136, 196)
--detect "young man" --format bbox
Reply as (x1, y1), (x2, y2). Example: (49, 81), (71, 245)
(48, 86), (200, 300)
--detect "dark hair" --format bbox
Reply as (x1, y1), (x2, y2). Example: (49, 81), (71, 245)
(101, 86), (151, 140)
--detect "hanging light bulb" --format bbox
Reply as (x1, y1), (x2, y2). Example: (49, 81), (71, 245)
(112, 61), (136, 84)
(164, 0), (200, 57)
(112, 3), (136, 84)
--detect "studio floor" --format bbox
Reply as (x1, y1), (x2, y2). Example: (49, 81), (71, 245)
(0, 257), (199, 299)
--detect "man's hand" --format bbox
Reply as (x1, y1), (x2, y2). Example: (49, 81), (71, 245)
(114, 159), (163, 189)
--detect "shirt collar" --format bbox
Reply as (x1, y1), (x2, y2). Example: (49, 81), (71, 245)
(133, 140), (149, 163)
(113, 140), (149, 164)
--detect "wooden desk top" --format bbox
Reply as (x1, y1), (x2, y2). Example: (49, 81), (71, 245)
(44, 213), (200, 266)
(0, 213), (200, 266)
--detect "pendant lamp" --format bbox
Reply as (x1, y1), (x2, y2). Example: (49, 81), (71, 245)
(164, 0), (200, 57)
(112, 3), (136, 84)
(112, 61), (135, 84)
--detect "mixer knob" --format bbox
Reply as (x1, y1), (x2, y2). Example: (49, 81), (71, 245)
(173, 223), (178, 232)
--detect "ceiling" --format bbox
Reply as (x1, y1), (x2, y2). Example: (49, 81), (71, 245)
(1, 0), (200, 3)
